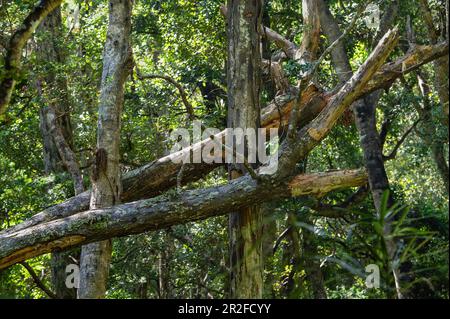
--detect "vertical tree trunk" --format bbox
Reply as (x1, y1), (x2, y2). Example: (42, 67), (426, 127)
(158, 249), (169, 299)
(36, 7), (74, 175)
(78, 0), (133, 299)
(261, 202), (277, 298)
(39, 106), (85, 311)
(419, 0), (449, 125)
(317, 0), (404, 298)
(227, 0), (264, 299)
(414, 72), (449, 193)
(158, 231), (174, 299)
(301, 215), (327, 299)
(280, 211), (302, 298)
(35, 7), (80, 299)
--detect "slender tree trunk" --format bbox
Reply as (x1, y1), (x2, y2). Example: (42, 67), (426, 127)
(35, 7), (80, 299)
(227, 0), (264, 299)
(419, 0), (449, 125)
(158, 247), (169, 299)
(78, 0), (133, 299)
(414, 72), (449, 193)
(158, 232), (174, 299)
(280, 211), (302, 298)
(36, 7), (74, 174)
(39, 107), (65, 174)
(301, 215), (327, 299)
(261, 202), (278, 298)
(317, 0), (404, 298)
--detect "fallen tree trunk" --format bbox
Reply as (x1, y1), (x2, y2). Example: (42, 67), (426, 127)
(0, 26), (410, 268)
(0, 169), (367, 270)
(0, 85), (324, 236)
(1, 39), (445, 237)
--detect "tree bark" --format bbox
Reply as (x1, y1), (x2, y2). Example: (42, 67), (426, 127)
(318, 0), (405, 298)
(419, 0), (449, 125)
(78, 0), (133, 299)
(158, 231), (174, 299)
(0, 169), (368, 270)
(45, 106), (84, 195)
(280, 211), (302, 298)
(296, 0), (321, 63)
(35, 7), (81, 299)
(301, 214), (327, 299)
(227, 0), (264, 299)
(261, 202), (278, 298)
(0, 39), (444, 240)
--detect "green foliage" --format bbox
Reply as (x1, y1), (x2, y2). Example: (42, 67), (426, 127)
(0, 0), (448, 299)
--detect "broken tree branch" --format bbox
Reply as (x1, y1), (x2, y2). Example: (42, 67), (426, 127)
(277, 27), (400, 176)
(0, 37), (445, 240)
(0, 168), (368, 269)
(363, 42), (448, 97)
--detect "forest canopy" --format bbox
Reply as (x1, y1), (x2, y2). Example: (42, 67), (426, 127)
(0, 0), (448, 299)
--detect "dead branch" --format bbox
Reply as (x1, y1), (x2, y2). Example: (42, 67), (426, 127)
(0, 169), (368, 270)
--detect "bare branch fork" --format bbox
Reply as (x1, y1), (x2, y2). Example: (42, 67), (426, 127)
(383, 119), (421, 161)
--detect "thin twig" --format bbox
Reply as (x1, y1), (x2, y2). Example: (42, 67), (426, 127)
(20, 261), (57, 299)
(273, 226), (292, 255)
(383, 119), (420, 161)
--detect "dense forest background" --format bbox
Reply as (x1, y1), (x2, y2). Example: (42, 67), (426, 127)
(0, 0), (448, 299)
